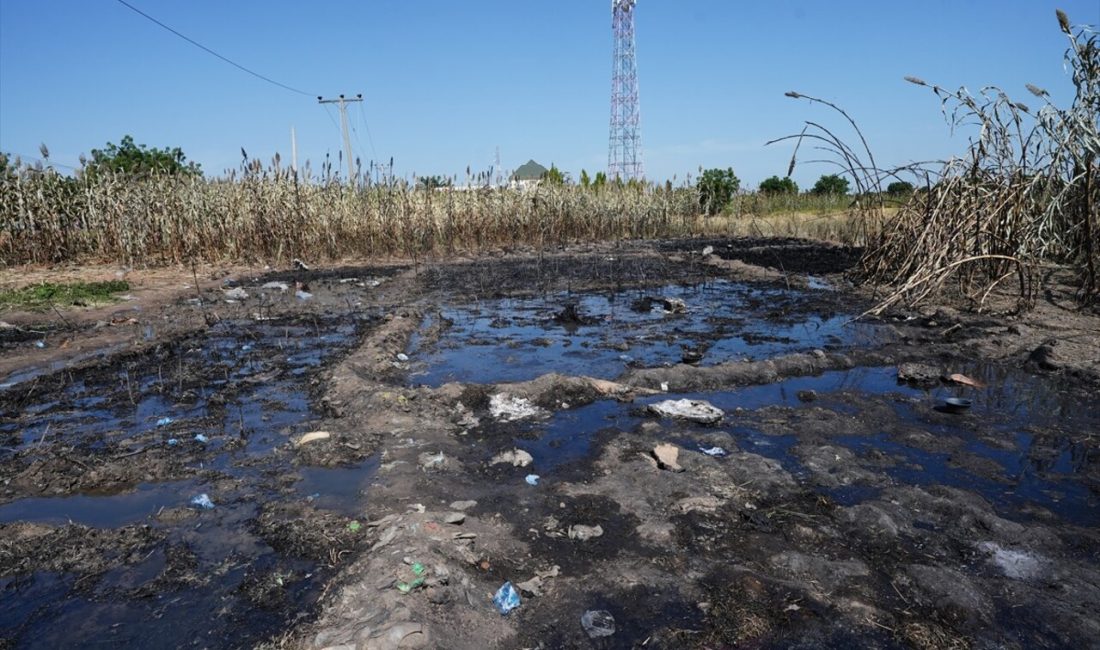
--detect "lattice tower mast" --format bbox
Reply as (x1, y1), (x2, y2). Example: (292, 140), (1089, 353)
(608, 0), (643, 181)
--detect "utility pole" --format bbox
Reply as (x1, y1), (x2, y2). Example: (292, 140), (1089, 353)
(317, 93), (363, 184)
(290, 126), (298, 177)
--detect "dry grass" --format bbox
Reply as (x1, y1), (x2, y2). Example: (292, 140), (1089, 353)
(704, 209), (894, 243)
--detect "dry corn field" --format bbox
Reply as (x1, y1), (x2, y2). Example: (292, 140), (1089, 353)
(0, 168), (883, 269)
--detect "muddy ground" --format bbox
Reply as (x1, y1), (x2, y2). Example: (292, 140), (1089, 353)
(1, 237), (1098, 649)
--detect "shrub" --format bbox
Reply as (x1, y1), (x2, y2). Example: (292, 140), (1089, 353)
(812, 174), (850, 195)
(759, 175), (799, 195)
(886, 181), (914, 196)
(697, 168), (740, 215)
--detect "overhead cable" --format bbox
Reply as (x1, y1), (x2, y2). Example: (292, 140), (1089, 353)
(114, 0), (314, 97)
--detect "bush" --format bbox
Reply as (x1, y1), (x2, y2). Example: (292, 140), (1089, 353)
(542, 164), (568, 185)
(759, 175), (799, 195)
(812, 174), (850, 195)
(886, 181), (914, 196)
(697, 168), (740, 215)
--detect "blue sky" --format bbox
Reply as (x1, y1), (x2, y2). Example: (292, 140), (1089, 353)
(1, 1), (1097, 188)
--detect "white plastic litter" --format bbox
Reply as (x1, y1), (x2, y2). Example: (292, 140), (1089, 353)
(525, 474), (540, 486)
(491, 449), (534, 467)
(190, 494), (215, 510)
(489, 393), (545, 422)
(224, 287), (249, 300)
(978, 542), (1044, 579)
(699, 446), (727, 457)
(261, 281), (289, 292)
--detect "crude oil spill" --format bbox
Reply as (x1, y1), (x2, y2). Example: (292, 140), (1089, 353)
(407, 281), (882, 386)
(492, 365), (1098, 525)
(0, 314), (375, 648)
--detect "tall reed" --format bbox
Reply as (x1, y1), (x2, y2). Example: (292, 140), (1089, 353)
(777, 10), (1099, 312)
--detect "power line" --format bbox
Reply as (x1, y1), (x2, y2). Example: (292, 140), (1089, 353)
(114, 0), (314, 97)
(322, 104), (342, 134)
(2, 152), (79, 171)
(357, 103), (379, 163)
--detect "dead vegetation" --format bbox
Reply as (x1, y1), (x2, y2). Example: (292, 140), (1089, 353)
(781, 10), (1099, 314)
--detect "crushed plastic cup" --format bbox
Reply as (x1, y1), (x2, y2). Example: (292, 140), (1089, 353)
(581, 609), (616, 639)
(194, 434), (209, 444)
(156, 416), (174, 427)
(525, 474), (540, 486)
(295, 290), (313, 301)
(492, 581), (521, 614)
(699, 446), (727, 457)
(34, 340), (46, 349)
(190, 493), (215, 510)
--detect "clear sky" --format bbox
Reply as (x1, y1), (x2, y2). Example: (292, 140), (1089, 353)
(1, 1), (1097, 188)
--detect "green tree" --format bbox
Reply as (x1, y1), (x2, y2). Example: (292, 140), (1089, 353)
(593, 171), (608, 190)
(579, 169), (591, 188)
(542, 164), (568, 185)
(811, 174), (850, 195)
(84, 135), (201, 176)
(886, 180), (915, 196)
(759, 175), (799, 195)
(697, 167), (741, 215)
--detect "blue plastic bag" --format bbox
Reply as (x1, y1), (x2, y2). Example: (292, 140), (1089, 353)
(492, 581), (521, 614)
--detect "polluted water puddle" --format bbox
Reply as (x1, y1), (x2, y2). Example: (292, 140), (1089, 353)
(296, 456), (380, 517)
(0, 481), (195, 528)
(405, 280), (885, 386)
(0, 315), (375, 648)
(479, 365), (1099, 525)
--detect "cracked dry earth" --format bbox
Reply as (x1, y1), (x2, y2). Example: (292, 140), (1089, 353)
(2, 237), (1099, 649)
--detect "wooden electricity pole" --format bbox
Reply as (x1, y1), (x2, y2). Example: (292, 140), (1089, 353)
(317, 93), (362, 184)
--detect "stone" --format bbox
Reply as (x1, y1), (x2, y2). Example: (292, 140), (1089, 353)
(648, 399), (723, 424)
(448, 500), (477, 511)
(897, 362), (941, 387)
(567, 524), (604, 541)
(652, 443), (684, 472)
(906, 564), (992, 623)
(418, 452), (448, 472)
(443, 512), (465, 525)
(1029, 339), (1062, 371)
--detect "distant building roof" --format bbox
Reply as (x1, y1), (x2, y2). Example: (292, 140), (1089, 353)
(511, 159), (547, 181)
